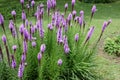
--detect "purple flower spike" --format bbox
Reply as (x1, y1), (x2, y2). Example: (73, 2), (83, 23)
(92, 5), (96, 14)
(32, 41), (36, 48)
(47, 0), (52, 16)
(37, 52), (42, 63)
(31, 0), (35, 11)
(67, 13), (73, 25)
(68, 13), (72, 21)
(64, 44), (70, 54)
(0, 13), (4, 25)
(9, 20), (14, 32)
(19, 24), (24, 36)
(63, 35), (68, 45)
(21, 52), (26, 62)
(20, 0), (24, 10)
(57, 59), (62, 66)
(11, 54), (16, 68)
(51, 0), (56, 9)
(26, 4), (30, 13)
(57, 27), (63, 44)
(91, 5), (96, 19)
(12, 45), (17, 52)
(74, 16), (79, 22)
(23, 28), (29, 41)
(2, 35), (6, 45)
(31, 0), (35, 7)
(72, 10), (76, 19)
(64, 3), (68, 14)
(22, 10), (26, 21)
(72, 0), (76, 11)
(18, 62), (24, 79)
(75, 33), (79, 42)
(20, 0), (24, 4)
(85, 26), (94, 44)
(11, 10), (16, 16)
(23, 40), (27, 54)
(31, 26), (35, 34)
(40, 44), (46, 53)
(25, 19), (29, 27)
(80, 10), (84, 16)
(79, 17), (83, 27)
(107, 19), (112, 26)
(48, 23), (53, 30)
(65, 3), (68, 9)
(102, 21), (107, 32)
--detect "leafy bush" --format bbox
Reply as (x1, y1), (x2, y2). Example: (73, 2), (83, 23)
(83, 0), (118, 3)
(104, 36), (120, 56)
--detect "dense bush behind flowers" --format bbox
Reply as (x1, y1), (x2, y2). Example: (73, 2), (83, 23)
(0, 0), (111, 80)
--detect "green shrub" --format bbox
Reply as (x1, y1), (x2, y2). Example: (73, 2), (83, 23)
(83, 0), (118, 3)
(104, 36), (120, 56)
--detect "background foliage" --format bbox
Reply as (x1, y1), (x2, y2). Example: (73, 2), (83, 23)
(104, 35), (120, 56)
(83, 0), (119, 3)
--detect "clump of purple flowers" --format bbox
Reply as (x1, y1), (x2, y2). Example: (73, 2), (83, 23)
(0, 0), (112, 80)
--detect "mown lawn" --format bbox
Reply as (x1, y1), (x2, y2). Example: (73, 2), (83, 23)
(0, 0), (120, 80)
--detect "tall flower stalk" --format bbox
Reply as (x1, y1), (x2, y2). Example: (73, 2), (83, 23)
(2, 35), (11, 66)
(0, 45), (3, 61)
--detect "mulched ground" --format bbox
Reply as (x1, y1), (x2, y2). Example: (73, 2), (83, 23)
(97, 31), (120, 64)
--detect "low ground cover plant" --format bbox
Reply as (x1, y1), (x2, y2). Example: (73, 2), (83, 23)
(104, 35), (120, 56)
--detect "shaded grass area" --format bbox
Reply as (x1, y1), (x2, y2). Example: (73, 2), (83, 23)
(0, 0), (120, 80)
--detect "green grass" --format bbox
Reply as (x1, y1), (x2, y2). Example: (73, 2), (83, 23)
(0, 0), (120, 80)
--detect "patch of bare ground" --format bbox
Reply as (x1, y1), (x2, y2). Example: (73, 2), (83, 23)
(97, 31), (120, 64)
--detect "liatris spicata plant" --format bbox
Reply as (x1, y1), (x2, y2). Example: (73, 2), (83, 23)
(0, 0), (112, 80)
